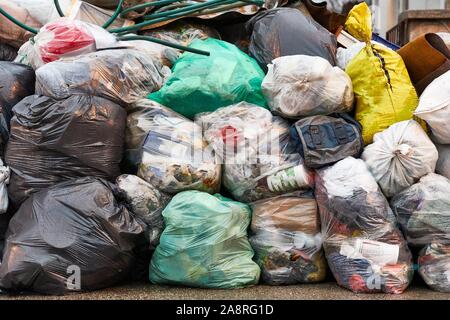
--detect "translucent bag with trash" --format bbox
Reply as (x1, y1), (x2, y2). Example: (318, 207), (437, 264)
(149, 191), (260, 288)
(414, 70), (450, 144)
(6, 95), (126, 207)
(117, 40), (179, 67)
(36, 48), (169, 107)
(0, 177), (146, 295)
(0, 0), (41, 49)
(249, 191), (327, 285)
(390, 173), (450, 247)
(362, 120), (438, 198)
(149, 38), (267, 119)
(15, 18), (118, 70)
(292, 113), (363, 169)
(418, 243), (450, 292)
(261, 55), (354, 118)
(0, 159), (10, 214)
(197, 102), (313, 203)
(131, 100), (221, 195)
(344, 3), (419, 145)
(436, 143), (450, 180)
(315, 157), (413, 294)
(116, 174), (170, 249)
(246, 8), (337, 71)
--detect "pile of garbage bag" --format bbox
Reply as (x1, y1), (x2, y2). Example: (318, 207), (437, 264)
(1, 0), (450, 296)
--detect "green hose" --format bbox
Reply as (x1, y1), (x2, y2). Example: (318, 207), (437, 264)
(110, 0), (234, 33)
(102, 0), (124, 29)
(144, 0), (230, 20)
(0, 6), (38, 34)
(118, 35), (210, 56)
(120, 0), (181, 18)
(53, 0), (65, 17)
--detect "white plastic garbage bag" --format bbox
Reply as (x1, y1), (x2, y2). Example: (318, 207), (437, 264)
(261, 55), (354, 118)
(336, 42), (365, 70)
(0, 159), (10, 214)
(362, 120), (438, 198)
(414, 70), (450, 144)
(436, 143), (450, 180)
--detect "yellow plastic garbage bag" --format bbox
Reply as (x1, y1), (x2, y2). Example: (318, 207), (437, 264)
(344, 3), (419, 145)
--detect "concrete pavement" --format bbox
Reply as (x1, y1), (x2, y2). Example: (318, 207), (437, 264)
(1, 281), (448, 300)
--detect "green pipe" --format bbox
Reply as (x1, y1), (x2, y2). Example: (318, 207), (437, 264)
(0, 6), (38, 34)
(102, 0), (124, 29)
(120, 0), (181, 18)
(118, 35), (210, 56)
(143, 0), (229, 20)
(53, 0), (65, 17)
(109, 0), (232, 33)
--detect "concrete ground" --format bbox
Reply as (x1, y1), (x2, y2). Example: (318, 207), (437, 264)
(0, 281), (448, 300)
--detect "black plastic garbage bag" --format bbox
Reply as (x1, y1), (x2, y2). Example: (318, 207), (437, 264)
(0, 177), (145, 295)
(246, 8), (337, 71)
(5, 95), (126, 207)
(0, 44), (18, 62)
(0, 62), (35, 155)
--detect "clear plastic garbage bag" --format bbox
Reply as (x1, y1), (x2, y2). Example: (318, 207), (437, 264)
(418, 243), (450, 293)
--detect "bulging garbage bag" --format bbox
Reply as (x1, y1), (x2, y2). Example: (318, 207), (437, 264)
(0, 159), (10, 214)
(197, 102), (313, 203)
(315, 157), (413, 294)
(390, 173), (450, 247)
(246, 8), (337, 71)
(36, 48), (169, 107)
(6, 95), (126, 207)
(292, 113), (363, 168)
(418, 243), (450, 292)
(15, 18), (117, 70)
(436, 143), (450, 180)
(362, 120), (438, 198)
(130, 100), (221, 195)
(117, 40), (179, 67)
(0, 0), (41, 49)
(116, 174), (170, 249)
(414, 70), (450, 144)
(149, 191), (260, 288)
(0, 177), (145, 295)
(344, 3), (419, 145)
(0, 44), (18, 61)
(149, 38), (267, 119)
(261, 55), (353, 118)
(249, 192), (327, 285)
(0, 62), (35, 153)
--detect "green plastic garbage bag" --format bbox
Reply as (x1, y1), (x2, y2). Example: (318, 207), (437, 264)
(149, 191), (260, 288)
(148, 38), (267, 119)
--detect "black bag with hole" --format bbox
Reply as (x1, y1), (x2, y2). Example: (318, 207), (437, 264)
(292, 114), (363, 169)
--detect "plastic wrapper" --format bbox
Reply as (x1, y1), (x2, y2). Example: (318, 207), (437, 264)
(149, 191), (260, 288)
(344, 3), (419, 145)
(9, 0), (133, 27)
(36, 48), (169, 107)
(0, 159), (9, 214)
(436, 143), (450, 180)
(130, 99), (221, 194)
(5, 95), (126, 207)
(0, 0), (41, 49)
(249, 192), (327, 285)
(0, 62), (35, 155)
(414, 70), (450, 144)
(336, 42), (366, 70)
(262, 55), (353, 118)
(292, 114), (363, 169)
(246, 8), (337, 71)
(362, 120), (438, 198)
(418, 243), (450, 292)
(116, 174), (170, 249)
(0, 177), (145, 295)
(0, 44), (18, 61)
(197, 102), (313, 203)
(390, 173), (450, 247)
(15, 18), (117, 70)
(141, 21), (221, 49)
(315, 157), (413, 294)
(149, 38), (267, 120)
